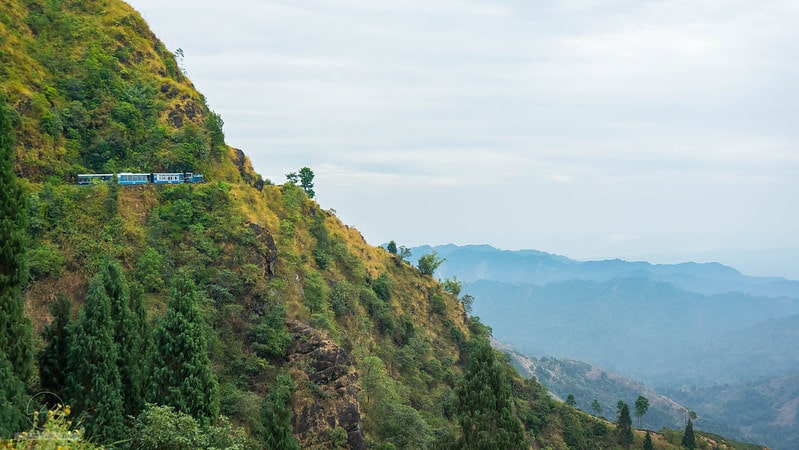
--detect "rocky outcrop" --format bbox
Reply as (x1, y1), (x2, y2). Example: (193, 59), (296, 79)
(287, 321), (366, 449)
(247, 222), (277, 278)
(232, 148), (263, 190)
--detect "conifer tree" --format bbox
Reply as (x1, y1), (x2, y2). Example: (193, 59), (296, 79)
(0, 351), (27, 438)
(682, 418), (696, 449)
(67, 275), (125, 443)
(0, 95), (34, 437)
(38, 293), (73, 395)
(152, 274), (219, 425)
(616, 402), (634, 447)
(643, 431), (654, 450)
(456, 337), (526, 449)
(101, 260), (147, 417)
(129, 281), (153, 412)
(0, 98), (33, 380)
(261, 373), (300, 450)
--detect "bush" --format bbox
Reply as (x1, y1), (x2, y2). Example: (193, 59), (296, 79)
(429, 294), (446, 315)
(135, 247), (165, 292)
(373, 273), (391, 302)
(27, 243), (64, 279)
(249, 304), (293, 359)
(303, 271), (328, 314)
(330, 281), (356, 317)
(126, 404), (249, 450)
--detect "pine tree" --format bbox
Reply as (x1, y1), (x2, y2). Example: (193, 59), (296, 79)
(101, 260), (147, 417)
(0, 351), (27, 438)
(456, 337), (526, 449)
(128, 281), (153, 412)
(152, 274), (219, 425)
(66, 275), (125, 443)
(616, 402), (634, 447)
(682, 418), (696, 449)
(643, 431), (654, 450)
(261, 373), (300, 450)
(38, 293), (73, 395)
(0, 95), (34, 437)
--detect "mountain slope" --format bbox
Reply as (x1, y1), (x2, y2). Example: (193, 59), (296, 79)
(1, 2), (770, 448)
(496, 340), (686, 431)
(0, 0), (241, 182)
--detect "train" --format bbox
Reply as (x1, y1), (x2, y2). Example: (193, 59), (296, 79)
(76, 172), (206, 185)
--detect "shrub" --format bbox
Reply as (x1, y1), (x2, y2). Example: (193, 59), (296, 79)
(249, 304), (293, 359)
(27, 243), (64, 279)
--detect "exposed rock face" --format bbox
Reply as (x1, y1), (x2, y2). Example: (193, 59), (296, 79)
(233, 147), (263, 190)
(287, 320), (366, 449)
(247, 222), (277, 278)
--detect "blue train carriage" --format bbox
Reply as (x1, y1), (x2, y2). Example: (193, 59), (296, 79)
(77, 173), (114, 185)
(117, 172), (151, 185)
(184, 172), (206, 184)
(151, 172), (185, 184)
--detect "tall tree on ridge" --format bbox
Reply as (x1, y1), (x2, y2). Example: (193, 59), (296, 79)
(643, 431), (654, 450)
(616, 402), (634, 447)
(635, 395), (649, 429)
(682, 418), (696, 450)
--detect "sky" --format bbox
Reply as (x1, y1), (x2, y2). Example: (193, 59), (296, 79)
(126, 0), (799, 279)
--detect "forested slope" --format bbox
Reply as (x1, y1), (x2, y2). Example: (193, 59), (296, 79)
(0, 1), (766, 449)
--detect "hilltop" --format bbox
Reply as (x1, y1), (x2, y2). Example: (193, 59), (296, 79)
(0, 1), (770, 449)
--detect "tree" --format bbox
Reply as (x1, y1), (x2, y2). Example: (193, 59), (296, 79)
(38, 293), (73, 395)
(298, 166), (315, 198)
(635, 395), (650, 429)
(460, 293), (475, 314)
(386, 240), (398, 255)
(66, 275), (125, 443)
(261, 373), (300, 450)
(643, 431), (654, 450)
(101, 259), (148, 417)
(0, 96), (34, 435)
(417, 251), (445, 276)
(0, 351), (27, 438)
(591, 398), (602, 416)
(682, 418), (696, 450)
(151, 274), (220, 425)
(398, 245), (412, 262)
(456, 338), (527, 449)
(135, 246), (165, 292)
(285, 167), (315, 198)
(360, 355), (399, 418)
(566, 393), (576, 407)
(441, 276), (462, 297)
(616, 402), (634, 447)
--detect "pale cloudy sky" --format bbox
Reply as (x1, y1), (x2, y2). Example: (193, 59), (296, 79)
(127, 0), (799, 278)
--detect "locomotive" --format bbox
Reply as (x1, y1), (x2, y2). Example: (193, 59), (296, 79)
(77, 172), (206, 185)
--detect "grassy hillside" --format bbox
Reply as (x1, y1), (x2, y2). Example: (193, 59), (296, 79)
(0, 1), (769, 449)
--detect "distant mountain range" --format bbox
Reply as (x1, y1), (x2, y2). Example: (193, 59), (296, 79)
(410, 243), (799, 297)
(410, 244), (799, 450)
